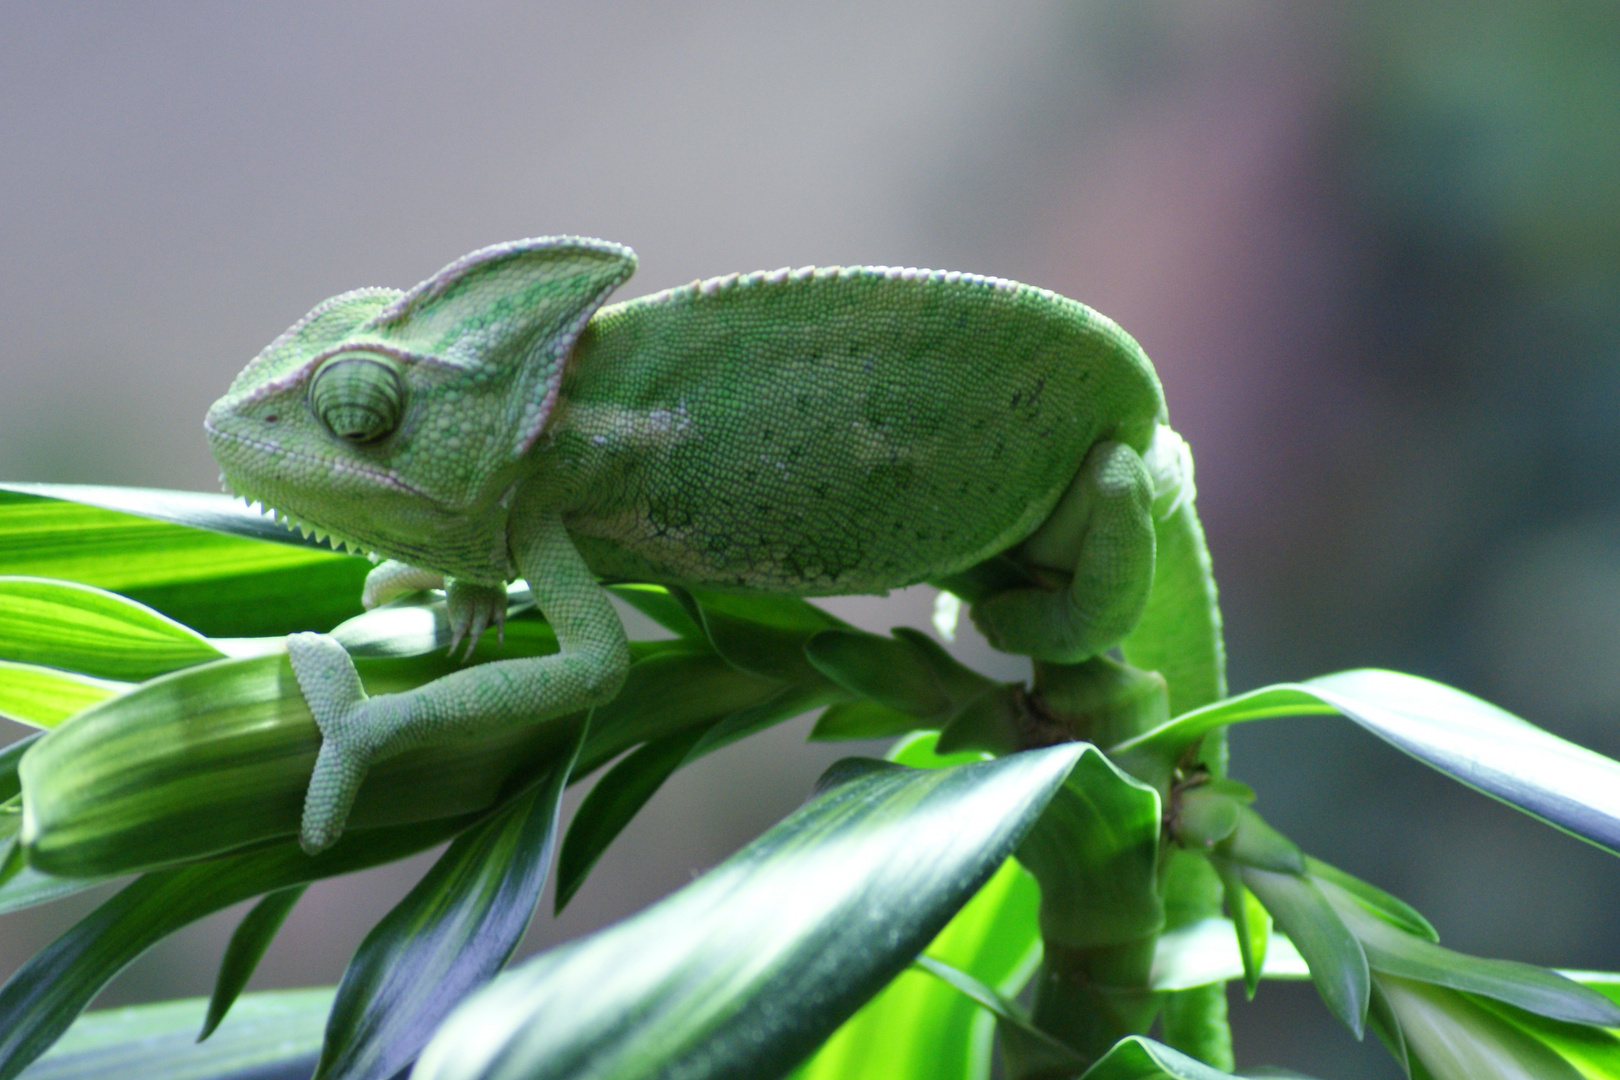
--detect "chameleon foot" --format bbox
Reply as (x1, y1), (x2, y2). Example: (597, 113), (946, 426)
(287, 631), (386, 853)
(446, 579), (507, 661)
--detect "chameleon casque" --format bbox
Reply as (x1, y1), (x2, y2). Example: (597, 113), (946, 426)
(205, 236), (1218, 854)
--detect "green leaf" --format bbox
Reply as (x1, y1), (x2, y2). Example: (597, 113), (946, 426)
(1148, 917), (1308, 991)
(0, 664), (127, 730)
(676, 587), (849, 682)
(20, 640), (735, 878)
(809, 698), (925, 741)
(557, 681), (836, 911)
(1016, 747), (1162, 949)
(199, 885), (306, 1041)
(18, 650), (583, 876)
(413, 744), (1083, 1080)
(0, 577), (223, 680)
(912, 955), (1087, 1076)
(1239, 867), (1369, 1038)
(1114, 669), (1620, 859)
(607, 583), (705, 639)
(1078, 1035), (1243, 1079)
(0, 486), (368, 637)
(1219, 804), (1304, 875)
(792, 860), (1044, 1080)
(792, 732), (1043, 1080)
(0, 734), (41, 803)
(1319, 879), (1620, 1026)
(1303, 857), (1437, 942)
(804, 629), (951, 717)
(577, 648), (784, 776)
(1471, 994), (1620, 1079)
(0, 864), (107, 918)
(555, 727), (705, 913)
(1374, 974), (1587, 1080)
(0, 813), (476, 1080)
(314, 716), (585, 1080)
(16, 987), (334, 1080)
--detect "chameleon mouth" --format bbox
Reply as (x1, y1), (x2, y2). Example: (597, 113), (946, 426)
(217, 473), (377, 559)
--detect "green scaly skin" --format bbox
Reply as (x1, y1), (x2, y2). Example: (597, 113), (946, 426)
(203, 240), (1220, 908)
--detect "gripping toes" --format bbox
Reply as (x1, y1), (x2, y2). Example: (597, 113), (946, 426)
(286, 631), (376, 853)
(446, 579), (508, 661)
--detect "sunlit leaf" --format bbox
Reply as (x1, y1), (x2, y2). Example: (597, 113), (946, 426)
(1304, 857), (1436, 942)
(0, 577), (222, 680)
(1114, 670), (1620, 858)
(16, 988), (334, 1080)
(414, 745), (1082, 1080)
(1472, 993), (1620, 1079)
(0, 486), (367, 637)
(1148, 918), (1308, 991)
(1375, 974), (1586, 1080)
(0, 664), (127, 731)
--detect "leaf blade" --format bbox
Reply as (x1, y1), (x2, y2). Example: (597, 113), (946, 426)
(312, 717), (585, 1080)
(414, 745), (1082, 1080)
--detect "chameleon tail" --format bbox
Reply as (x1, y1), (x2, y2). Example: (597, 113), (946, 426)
(1121, 428), (1234, 1069)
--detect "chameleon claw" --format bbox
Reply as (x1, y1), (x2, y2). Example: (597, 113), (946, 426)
(445, 580), (509, 664)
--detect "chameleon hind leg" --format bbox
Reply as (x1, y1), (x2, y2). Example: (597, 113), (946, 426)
(969, 440), (1156, 663)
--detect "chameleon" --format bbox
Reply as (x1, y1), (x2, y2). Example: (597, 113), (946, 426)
(204, 236), (1222, 854)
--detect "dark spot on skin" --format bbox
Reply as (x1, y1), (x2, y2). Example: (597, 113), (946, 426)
(264, 415), (279, 423)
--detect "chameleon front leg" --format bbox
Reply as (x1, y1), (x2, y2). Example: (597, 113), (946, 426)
(287, 510), (630, 853)
(970, 440), (1156, 662)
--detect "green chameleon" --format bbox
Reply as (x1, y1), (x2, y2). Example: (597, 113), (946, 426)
(205, 236), (1222, 854)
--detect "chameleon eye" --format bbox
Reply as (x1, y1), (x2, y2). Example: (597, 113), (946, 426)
(310, 353), (405, 443)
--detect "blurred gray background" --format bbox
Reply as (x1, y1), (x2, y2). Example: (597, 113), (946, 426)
(3, 3), (1619, 1076)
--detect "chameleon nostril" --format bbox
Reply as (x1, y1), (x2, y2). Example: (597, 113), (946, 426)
(264, 414), (279, 423)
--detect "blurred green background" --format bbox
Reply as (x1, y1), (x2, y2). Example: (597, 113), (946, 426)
(3, 4), (1618, 1076)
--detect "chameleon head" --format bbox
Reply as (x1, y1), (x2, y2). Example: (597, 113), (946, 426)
(204, 236), (638, 580)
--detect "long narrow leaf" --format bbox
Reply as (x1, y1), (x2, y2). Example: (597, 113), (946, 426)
(200, 886), (307, 1041)
(21, 640), (720, 877)
(1078, 1036), (1244, 1080)
(414, 744), (1082, 1080)
(0, 813), (477, 1080)
(0, 664), (127, 730)
(314, 716), (586, 1080)
(0, 577), (223, 680)
(1148, 918), (1308, 991)
(16, 988), (334, 1080)
(0, 487), (367, 637)
(1114, 670), (1620, 858)
(556, 681), (837, 911)
(1321, 880), (1620, 1026)
(792, 733), (1044, 1080)
(1239, 868), (1369, 1038)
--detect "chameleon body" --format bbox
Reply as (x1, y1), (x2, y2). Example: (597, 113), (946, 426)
(205, 237), (1207, 853)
